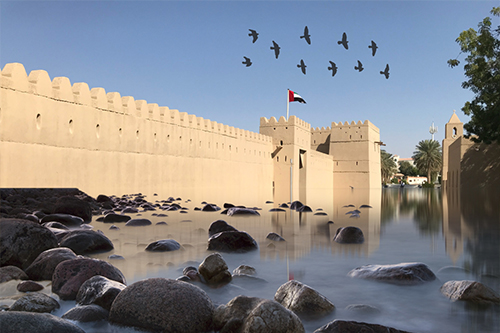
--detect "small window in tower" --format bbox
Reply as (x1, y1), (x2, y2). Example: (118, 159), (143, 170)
(280, 140), (283, 146)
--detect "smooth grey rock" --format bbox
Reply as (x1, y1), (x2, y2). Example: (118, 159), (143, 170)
(345, 304), (381, 315)
(297, 205), (313, 212)
(76, 275), (126, 310)
(274, 280), (335, 317)
(202, 204), (221, 211)
(0, 311), (85, 333)
(24, 247), (78, 281)
(440, 280), (500, 304)
(62, 304), (109, 322)
(290, 201), (304, 210)
(0, 265), (28, 283)
(208, 220), (238, 237)
(267, 232), (285, 241)
(313, 319), (411, 333)
(103, 213), (131, 223)
(145, 239), (181, 252)
(348, 262), (436, 285)
(52, 257), (126, 300)
(59, 230), (113, 255)
(10, 292), (60, 313)
(109, 278), (214, 333)
(208, 230), (258, 253)
(40, 214), (83, 227)
(233, 265), (256, 276)
(17, 280), (44, 292)
(227, 207), (260, 216)
(125, 218), (152, 226)
(41, 221), (70, 230)
(198, 253), (232, 287)
(269, 208), (286, 212)
(334, 226), (365, 244)
(0, 219), (59, 269)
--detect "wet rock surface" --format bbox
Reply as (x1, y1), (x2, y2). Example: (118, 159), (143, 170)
(333, 226), (365, 244)
(109, 278), (214, 333)
(314, 319), (411, 333)
(267, 232), (286, 241)
(440, 280), (500, 304)
(198, 253), (232, 287)
(17, 280), (45, 292)
(0, 265), (28, 283)
(208, 220), (238, 237)
(58, 230), (114, 255)
(76, 275), (127, 310)
(0, 311), (86, 333)
(125, 218), (152, 226)
(145, 239), (181, 252)
(24, 247), (78, 281)
(9, 292), (60, 313)
(40, 214), (84, 227)
(227, 207), (260, 216)
(62, 304), (109, 322)
(208, 230), (258, 253)
(348, 262), (436, 285)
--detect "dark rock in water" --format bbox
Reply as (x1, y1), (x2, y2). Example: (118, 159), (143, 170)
(224, 203), (235, 209)
(275, 280), (335, 318)
(279, 203), (289, 208)
(297, 205), (313, 212)
(334, 226), (365, 244)
(125, 218), (152, 226)
(198, 253), (232, 287)
(214, 296), (304, 333)
(42, 221), (69, 230)
(25, 248), (78, 281)
(314, 212), (328, 216)
(109, 225), (120, 230)
(19, 213), (40, 223)
(121, 207), (139, 214)
(0, 219), (59, 270)
(180, 210), (188, 214)
(10, 292), (60, 313)
(156, 213), (168, 217)
(269, 208), (286, 212)
(345, 304), (381, 315)
(0, 311), (85, 333)
(267, 232), (285, 241)
(194, 207), (201, 211)
(62, 304), (109, 322)
(52, 257), (126, 300)
(266, 201), (274, 204)
(145, 239), (181, 252)
(103, 213), (131, 223)
(233, 265), (257, 276)
(202, 203), (221, 211)
(96, 194), (112, 203)
(359, 204), (372, 208)
(17, 280), (44, 292)
(440, 280), (500, 304)
(76, 275), (126, 310)
(208, 220), (238, 237)
(290, 201), (304, 210)
(0, 265), (28, 283)
(348, 262), (436, 285)
(327, 221), (334, 224)
(313, 320), (410, 333)
(108, 254), (124, 260)
(156, 221), (167, 225)
(53, 196), (92, 222)
(220, 209), (229, 215)
(227, 207), (260, 216)
(109, 278), (214, 333)
(208, 231), (258, 253)
(59, 230), (113, 255)
(182, 266), (201, 282)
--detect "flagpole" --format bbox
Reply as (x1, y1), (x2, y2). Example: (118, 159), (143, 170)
(286, 89), (289, 120)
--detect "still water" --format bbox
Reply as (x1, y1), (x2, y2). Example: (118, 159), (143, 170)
(4, 188), (499, 332)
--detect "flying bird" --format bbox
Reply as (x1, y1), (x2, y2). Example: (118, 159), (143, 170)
(328, 61), (338, 77)
(369, 40), (378, 56)
(271, 41), (280, 59)
(380, 64), (390, 79)
(355, 60), (364, 72)
(297, 59), (307, 74)
(248, 29), (259, 43)
(242, 56), (252, 67)
(300, 26), (311, 45)
(338, 32), (348, 50)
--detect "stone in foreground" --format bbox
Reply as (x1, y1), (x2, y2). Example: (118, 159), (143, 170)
(348, 262), (436, 285)
(24, 247), (78, 281)
(0, 311), (85, 333)
(208, 230), (258, 253)
(109, 278), (214, 333)
(145, 239), (181, 252)
(9, 293), (60, 313)
(76, 275), (126, 311)
(198, 252), (232, 287)
(314, 319), (411, 333)
(62, 304), (109, 322)
(440, 280), (500, 304)
(333, 226), (364, 244)
(275, 280), (335, 318)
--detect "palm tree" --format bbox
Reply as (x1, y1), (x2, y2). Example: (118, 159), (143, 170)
(412, 140), (442, 183)
(380, 150), (398, 184)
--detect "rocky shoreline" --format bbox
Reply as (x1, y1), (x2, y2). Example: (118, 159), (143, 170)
(1, 188), (499, 333)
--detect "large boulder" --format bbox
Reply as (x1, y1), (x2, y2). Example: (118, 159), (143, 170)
(145, 239), (181, 252)
(314, 320), (411, 332)
(102, 213), (131, 223)
(274, 280), (335, 317)
(53, 196), (92, 222)
(198, 253), (232, 287)
(59, 230), (113, 255)
(24, 247), (78, 281)
(333, 226), (365, 244)
(76, 275), (126, 311)
(0, 311), (85, 333)
(214, 296), (305, 333)
(208, 220), (238, 237)
(0, 265), (28, 283)
(40, 214), (83, 227)
(0, 219), (58, 269)
(62, 304), (109, 322)
(52, 258), (126, 300)
(440, 280), (500, 304)
(208, 230), (258, 253)
(9, 293), (60, 313)
(109, 278), (214, 333)
(348, 262), (436, 285)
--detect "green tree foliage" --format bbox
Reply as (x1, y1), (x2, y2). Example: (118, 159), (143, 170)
(380, 150), (398, 184)
(399, 160), (419, 177)
(412, 140), (442, 183)
(448, 7), (500, 144)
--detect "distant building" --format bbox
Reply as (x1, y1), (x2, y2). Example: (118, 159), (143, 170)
(406, 176), (427, 185)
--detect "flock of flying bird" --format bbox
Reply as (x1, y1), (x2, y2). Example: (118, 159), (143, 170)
(243, 26), (390, 79)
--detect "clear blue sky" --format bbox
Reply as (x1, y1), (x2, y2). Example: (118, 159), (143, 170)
(1, 1), (498, 158)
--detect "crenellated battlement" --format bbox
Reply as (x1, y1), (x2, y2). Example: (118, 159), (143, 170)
(1, 63), (270, 142)
(311, 126), (331, 134)
(260, 115), (311, 131)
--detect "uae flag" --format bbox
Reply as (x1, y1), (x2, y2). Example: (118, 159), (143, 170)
(288, 90), (306, 104)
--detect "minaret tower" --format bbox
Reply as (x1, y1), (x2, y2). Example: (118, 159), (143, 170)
(442, 110), (463, 188)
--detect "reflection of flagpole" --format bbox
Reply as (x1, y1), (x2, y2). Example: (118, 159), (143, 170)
(286, 89), (290, 120)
